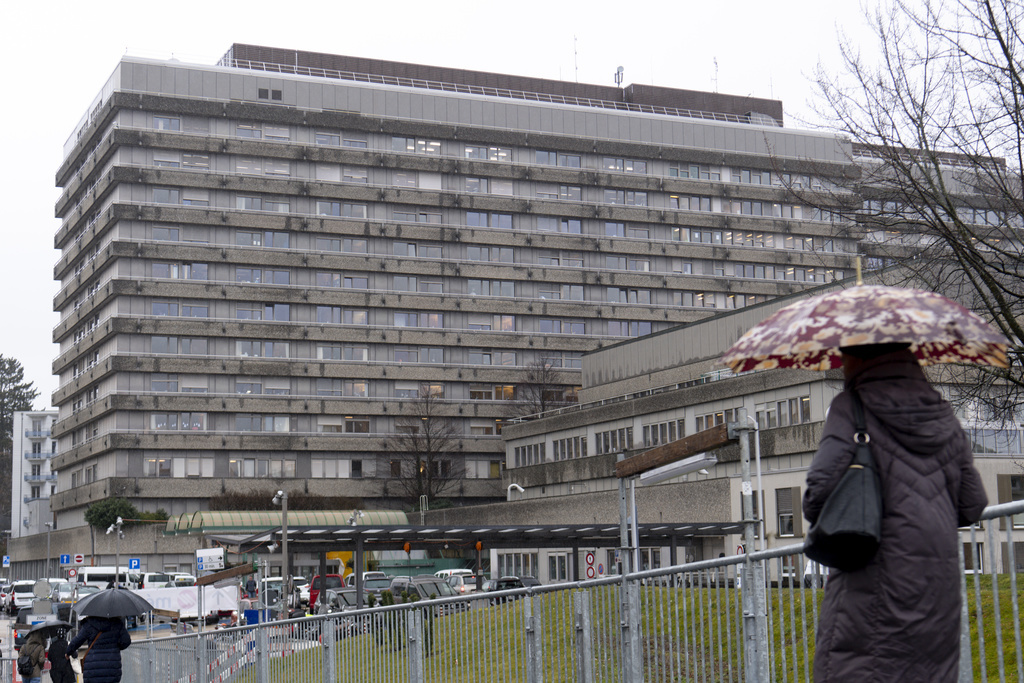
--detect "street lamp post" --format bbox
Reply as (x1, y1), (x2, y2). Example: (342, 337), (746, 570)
(106, 517), (124, 588)
(44, 522), (52, 578)
(272, 491), (288, 617)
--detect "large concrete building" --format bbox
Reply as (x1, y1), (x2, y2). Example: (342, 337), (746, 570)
(37, 45), (870, 575)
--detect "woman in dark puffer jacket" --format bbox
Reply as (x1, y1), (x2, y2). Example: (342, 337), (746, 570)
(803, 345), (988, 682)
(67, 616), (132, 683)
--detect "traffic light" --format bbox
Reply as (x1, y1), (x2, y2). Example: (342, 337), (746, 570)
(475, 541), (483, 552)
(403, 542), (411, 555)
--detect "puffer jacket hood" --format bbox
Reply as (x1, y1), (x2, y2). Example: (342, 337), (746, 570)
(847, 350), (958, 457)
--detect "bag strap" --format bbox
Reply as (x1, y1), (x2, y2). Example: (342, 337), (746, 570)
(849, 390), (875, 468)
(82, 632), (102, 662)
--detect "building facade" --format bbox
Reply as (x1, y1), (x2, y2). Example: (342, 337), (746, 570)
(11, 410), (58, 539)
(50, 44), (860, 538)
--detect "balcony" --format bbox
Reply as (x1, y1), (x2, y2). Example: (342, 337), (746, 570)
(24, 430), (51, 438)
(23, 474), (57, 482)
(24, 452), (54, 460)
(22, 495), (48, 504)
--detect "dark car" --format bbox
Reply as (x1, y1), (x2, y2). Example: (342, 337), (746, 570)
(389, 575), (467, 614)
(489, 576), (541, 604)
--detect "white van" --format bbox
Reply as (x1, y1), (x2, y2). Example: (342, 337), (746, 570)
(434, 569), (474, 580)
(75, 566), (140, 589)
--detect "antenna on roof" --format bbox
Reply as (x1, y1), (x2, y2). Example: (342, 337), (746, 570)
(574, 36), (579, 83)
(713, 58), (719, 93)
(615, 66), (624, 89)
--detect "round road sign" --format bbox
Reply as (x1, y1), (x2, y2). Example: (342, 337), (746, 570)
(68, 568), (78, 578)
(585, 551), (595, 566)
(586, 567), (596, 579)
(74, 553), (85, 565)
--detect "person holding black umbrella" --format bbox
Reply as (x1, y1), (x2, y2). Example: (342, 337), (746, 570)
(67, 616), (131, 683)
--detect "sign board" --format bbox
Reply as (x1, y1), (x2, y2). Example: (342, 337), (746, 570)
(60, 554), (71, 566)
(68, 568), (78, 578)
(196, 548), (225, 571)
(73, 554), (84, 565)
(2, 556), (9, 568)
(128, 558), (141, 570)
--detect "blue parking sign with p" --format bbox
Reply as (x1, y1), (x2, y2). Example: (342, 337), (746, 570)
(2, 556), (8, 568)
(128, 558), (141, 570)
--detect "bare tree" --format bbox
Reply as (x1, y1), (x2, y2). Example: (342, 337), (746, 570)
(808, 0), (1024, 418)
(382, 388), (464, 508)
(514, 361), (581, 418)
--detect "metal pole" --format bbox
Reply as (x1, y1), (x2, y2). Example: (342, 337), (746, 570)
(617, 454), (631, 576)
(282, 492), (289, 616)
(734, 410), (768, 682)
(629, 477), (640, 572)
(45, 522), (52, 578)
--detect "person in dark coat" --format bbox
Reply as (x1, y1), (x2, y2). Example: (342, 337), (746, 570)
(803, 344), (988, 683)
(67, 616), (132, 683)
(48, 629), (77, 683)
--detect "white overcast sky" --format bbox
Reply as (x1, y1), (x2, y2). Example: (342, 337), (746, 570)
(1, 0), (879, 408)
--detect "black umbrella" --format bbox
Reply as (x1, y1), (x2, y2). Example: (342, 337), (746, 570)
(73, 589), (154, 618)
(28, 620), (73, 637)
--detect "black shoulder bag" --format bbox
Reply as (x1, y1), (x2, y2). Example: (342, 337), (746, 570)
(804, 390), (883, 572)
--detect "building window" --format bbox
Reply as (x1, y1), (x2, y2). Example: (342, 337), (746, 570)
(603, 157), (647, 174)
(153, 116), (180, 131)
(392, 137), (441, 155)
(776, 487), (802, 537)
(594, 427), (633, 455)
(466, 211), (513, 228)
(755, 396), (812, 429)
(694, 408), (739, 432)
(535, 151), (581, 167)
(464, 145), (512, 161)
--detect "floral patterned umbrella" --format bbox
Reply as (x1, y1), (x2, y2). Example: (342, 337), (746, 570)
(720, 285), (1009, 373)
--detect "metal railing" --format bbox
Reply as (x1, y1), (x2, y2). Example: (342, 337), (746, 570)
(126, 502), (1024, 682)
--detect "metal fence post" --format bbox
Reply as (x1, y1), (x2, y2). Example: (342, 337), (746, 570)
(323, 618), (336, 683)
(734, 411), (769, 683)
(957, 539), (974, 683)
(258, 622), (269, 683)
(619, 576), (642, 683)
(523, 594), (545, 683)
(198, 630), (209, 683)
(407, 608), (425, 683)
(147, 639), (156, 682)
(574, 591), (594, 683)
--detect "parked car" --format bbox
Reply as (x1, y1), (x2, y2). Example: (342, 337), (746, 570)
(50, 581), (76, 603)
(447, 574), (481, 594)
(434, 568), (475, 580)
(71, 583), (101, 602)
(172, 573), (197, 586)
(481, 579), (498, 594)
(488, 576), (541, 604)
(344, 571), (387, 587)
(309, 574), (344, 608)
(292, 576), (310, 605)
(140, 572), (174, 589)
(389, 575), (467, 614)
(318, 588), (374, 614)
(9, 580), (38, 613)
(362, 577), (393, 597)
(0, 583), (12, 613)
